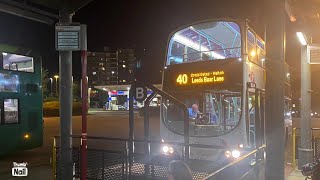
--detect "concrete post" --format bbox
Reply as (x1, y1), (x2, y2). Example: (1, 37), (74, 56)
(265, 0), (286, 179)
(58, 11), (73, 180)
(298, 45), (313, 168)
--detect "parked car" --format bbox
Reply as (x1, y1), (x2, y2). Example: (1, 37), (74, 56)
(117, 105), (127, 111)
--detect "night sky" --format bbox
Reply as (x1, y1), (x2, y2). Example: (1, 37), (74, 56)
(1, 0), (320, 109)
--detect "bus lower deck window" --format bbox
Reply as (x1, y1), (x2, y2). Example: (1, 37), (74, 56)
(4, 99), (19, 124)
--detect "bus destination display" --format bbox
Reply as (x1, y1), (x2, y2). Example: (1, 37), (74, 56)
(176, 71), (224, 86)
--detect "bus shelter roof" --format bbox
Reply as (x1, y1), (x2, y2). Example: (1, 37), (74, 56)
(0, 0), (92, 25)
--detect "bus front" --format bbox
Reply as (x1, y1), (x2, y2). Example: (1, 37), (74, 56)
(160, 20), (248, 161)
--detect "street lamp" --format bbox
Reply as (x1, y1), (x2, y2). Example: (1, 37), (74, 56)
(296, 32), (307, 46)
(49, 78), (53, 97)
(296, 32), (313, 168)
(54, 75), (59, 96)
(111, 71), (115, 84)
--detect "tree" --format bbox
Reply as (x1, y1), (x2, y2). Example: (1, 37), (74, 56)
(41, 68), (49, 98)
(73, 80), (80, 100)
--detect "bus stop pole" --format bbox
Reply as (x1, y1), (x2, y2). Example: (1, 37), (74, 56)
(80, 24), (88, 180)
(58, 10), (74, 180)
(129, 86), (134, 179)
(265, 0), (286, 179)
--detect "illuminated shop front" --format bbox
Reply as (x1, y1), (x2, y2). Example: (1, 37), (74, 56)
(95, 84), (161, 110)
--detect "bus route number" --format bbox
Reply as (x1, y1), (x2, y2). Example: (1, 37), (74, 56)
(176, 74), (188, 85)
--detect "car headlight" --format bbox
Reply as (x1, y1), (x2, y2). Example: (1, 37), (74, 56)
(231, 150), (241, 158)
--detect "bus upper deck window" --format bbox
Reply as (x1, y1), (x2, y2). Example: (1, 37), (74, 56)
(167, 21), (241, 65)
(2, 53), (34, 72)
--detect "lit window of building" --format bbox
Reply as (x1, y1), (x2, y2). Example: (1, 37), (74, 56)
(87, 49), (137, 86)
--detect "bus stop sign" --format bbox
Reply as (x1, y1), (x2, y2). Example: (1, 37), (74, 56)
(133, 84), (147, 102)
(55, 23), (81, 51)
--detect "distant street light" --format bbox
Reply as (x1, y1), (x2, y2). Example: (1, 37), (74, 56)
(296, 32), (307, 46)
(54, 75), (59, 96)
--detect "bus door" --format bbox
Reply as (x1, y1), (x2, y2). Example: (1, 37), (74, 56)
(255, 90), (265, 148)
(248, 88), (265, 148)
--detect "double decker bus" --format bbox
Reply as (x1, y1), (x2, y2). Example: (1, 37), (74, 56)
(160, 19), (291, 162)
(0, 44), (43, 155)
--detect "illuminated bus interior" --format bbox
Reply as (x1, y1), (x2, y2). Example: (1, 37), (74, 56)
(4, 99), (19, 124)
(2, 52), (34, 72)
(167, 21), (241, 65)
(162, 90), (241, 136)
(0, 72), (19, 92)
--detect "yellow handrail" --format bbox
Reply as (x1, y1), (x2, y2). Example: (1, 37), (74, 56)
(53, 137), (57, 180)
(292, 127), (296, 167)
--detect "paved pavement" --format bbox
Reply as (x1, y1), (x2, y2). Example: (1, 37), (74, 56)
(0, 112), (315, 180)
(0, 110), (158, 179)
(286, 170), (306, 180)
(286, 166), (306, 180)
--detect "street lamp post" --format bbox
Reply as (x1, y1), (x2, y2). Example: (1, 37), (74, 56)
(54, 75), (59, 97)
(296, 32), (313, 168)
(50, 78), (53, 97)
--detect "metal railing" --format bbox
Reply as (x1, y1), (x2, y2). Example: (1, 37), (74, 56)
(52, 82), (267, 180)
(204, 145), (266, 180)
(292, 127), (320, 167)
(52, 135), (266, 180)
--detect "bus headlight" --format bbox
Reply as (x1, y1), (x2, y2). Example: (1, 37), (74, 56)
(162, 145), (174, 155)
(231, 150), (241, 158)
(224, 151), (231, 158)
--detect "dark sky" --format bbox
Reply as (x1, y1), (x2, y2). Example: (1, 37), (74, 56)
(2, 0), (320, 109)
(73, 0), (264, 83)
